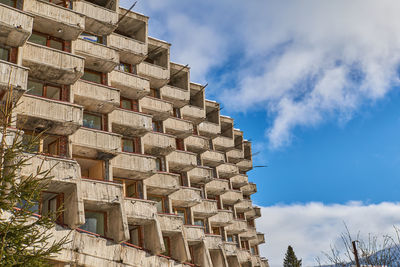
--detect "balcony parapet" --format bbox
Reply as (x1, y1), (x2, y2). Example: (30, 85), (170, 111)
(166, 150), (197, 172)
(142, 131), (176, 155)
(198, 121), (220, 138)
(124, 198), (157, 224)
(209, 210), (233, 227)
(184, 225), (205, 244)
(111, 152), (156, 179)
(170, 186), (202, 207)
(230, 174), (248, 188)
(185, 135), (209, 153)
(245, 207), (261, 219)
(0, 3), (33, 46)
(201, 150), (225, 167)
(213, 136), (234, 152)
(192, 199), (218, 218)
(108, 33), (147, 65)
(109, 108), (152, 137)
(235, 199), (253, 212)
(137, 61), (169, 89)
(225, 219), (247, 234)
(188, 166), (212, 184)
(241, 182), (257, 195)
(0, 60), (28, 100)
(205, 178), (229, 196)
(139, 96), (173, 120)
(163, 117), (193, 138)
(158, 213), (183, 234)
(109, 70), (150, 99)
(160, 84), (189, 108)
(216, 163), (239, 179)
(181, 105), (205, 124)
(145, 172), (180, 195)
(226, 149), (244, 164)
(237, 158), (253, 172)
(221, 190), (243, 205)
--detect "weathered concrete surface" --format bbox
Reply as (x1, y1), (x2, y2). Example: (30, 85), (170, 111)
(0, 4), (33, 46)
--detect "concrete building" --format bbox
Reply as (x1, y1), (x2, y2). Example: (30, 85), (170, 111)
(0, 0), (268, 266)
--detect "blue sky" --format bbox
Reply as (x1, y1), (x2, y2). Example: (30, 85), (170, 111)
(120, 0), (400, 266)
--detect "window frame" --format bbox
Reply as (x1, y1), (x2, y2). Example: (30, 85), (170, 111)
(121, 137), (141, 154)
(114, 178), (143, 199)
(27, 79), (63, 101)
(29, 31), (68, 52)
(120, 97), (139, 112)
(83, 111), (105, 131)
(81, 68), (107, 85)
(148, 194), (168, 213)
(83, 209), (108, 236)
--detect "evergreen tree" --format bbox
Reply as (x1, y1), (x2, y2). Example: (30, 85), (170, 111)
(0, 80), (68, 266)
(284, 245), (302, 267)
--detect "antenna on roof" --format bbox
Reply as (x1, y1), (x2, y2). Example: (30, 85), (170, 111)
(117, 1), (138, 25)
(253, 165), (268, 168)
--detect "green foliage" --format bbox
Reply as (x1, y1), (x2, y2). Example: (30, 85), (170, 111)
(284, 245), (302, 267)
(0, 84), (68, 266)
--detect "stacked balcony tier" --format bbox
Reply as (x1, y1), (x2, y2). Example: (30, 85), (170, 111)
(139, 96), (173, 120)
(109, 70), (150, 99)
(0, 3), (33, 46)
(192, 199), (218, 218)
(108, 33), (147, 65)
(0, 61), (28, 100)
(109, 108), (152, 137)
(163, 117), (193, 138)
(170, 186), (202, 207)
(142, 131), (176, 155)
(111, 153), (156, 179)
(145, 172), (180, 195)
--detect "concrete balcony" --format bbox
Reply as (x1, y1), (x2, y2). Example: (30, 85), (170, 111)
(230, 174), (248, 188)
(71, 127), (121, 158)
(225, 219), (247, 234)
(213, 136), (234, 152)
(108, 33), (146, 65)
(160, 85), (189, 108)
(188, 166), (212, 184)
(237, 158), (253, 172)
(22, 42), (84, 85)
(16, 95), (83, 135)
(181, 105), (205, 124)
(72, 0), (118, 35)
(166, 150), (197, 172)
(185, 135), (209, 153)
(201, 150), (225, 167)
(74, 38), (119, 72)
(109, 70), (150, 99)
(235, 199), (253, 212)
(0, 3), (33, 46)
(206, 179), (229, 196)
(137, 61), (169, 89)
(111, 152), (156, 179)
(109, 108), (152, 137)
(124, 198), (157, 224)
(145, 172), (180, 195)
(71, 80), (119, 114)
(142, 131), (176, 155)
(170, 187), (202, 207)
(192, 200), (218, 218)
(256, 233), (265, 244)
(80, 179), (129, 242)
(158, 213), (183, 234)
(241, 227), (257, 240)
(246, 207), (261, 219)
(241, 182), (257, 195)
(237, 249), (252, 263)
(224, 242), (238, 256)
(184, 225), (205, 244)
(226, 149), (244, 164)
(216, 163), (239, 179)
(0, 60), (28, 100)
(23, 0), (84, 40)
(139, 96), (173, 120)
(198, 121), (220, 138)
(209, 210), (233, 227)
(205, 234), (223, 250)
(163, 117), (193, 138)
(251, 255), (264, 267)
(221, 190), (243, 205)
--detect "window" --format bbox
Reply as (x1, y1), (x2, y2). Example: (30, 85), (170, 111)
(173, 207), (190, 225)
(176, 138), (184, 151)
(0, 0), (17, 8)
(247, 219), (255, 227)
(155, 157), (166, 172)
(129, 225), (143, 247)
(237, 212), (245, 220)
(22, 133), (67, 157)
(0, 46), (9, 61)
(227, 234), (234, 242)
(28, 32), (66, 51)
(209, 139), (214, 150)
(27, 80), (62, 100)
(193, 125), (198, 135)
(251, 245), (259, 255)
(115, 62), (136, 74)
(81, 210), (106, 236)
(122, 138), (141, 153)
(80, 32), (104, 44)
(212, 227), (220, 235)
(152, 120), (163, 133)
(241, 240), (250, 250)
(83, 112), (103, 130)
(189, 245), (196, 264)
(114, 178), (143, 198)
(162, 236), (171, 256)
(177, 172), (188, 187)
(120, 97), (139, 112)
(173, 108), (181, 118)
(223, 204), (233, 211)
(150, 88), (160, 98)
(148, 195), (168, 213)
(194, 218), (208, 233)
(41, 192), (64, 224)
(81, 69), (105, 84)
(196, 154), (202, 166)
(75, 157), (105, 180)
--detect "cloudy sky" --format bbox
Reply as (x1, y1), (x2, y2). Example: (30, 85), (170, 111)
(120, 0), (400, 266)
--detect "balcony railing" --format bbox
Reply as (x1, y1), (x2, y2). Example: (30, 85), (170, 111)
(0, 60), (28, 98)
(184, 225), (205, 243)
(213, 136), (235, 152)
(206, 178), (230, 196)
(0, 3), (33, 46)
(226, 149), (244, 163)
(111, 152), (156, 179)
(241, 183), (257, 195)
(205, 234), (223, 250)
(221, 190), (243, 205)
(225, 219), (247, 234)
(216, 163), (239, 179)
(187, 166), (212, 184)
(230, 174), (248, 188)
(108, 33), (147, 65)
(158, 213), (183, 234)
(209, 210), (233, 227)
(235, 199), (253, 212)
(124, 198), (158, 224)
(245, 207), (261, 219)
(237, 158), (253, 172)
(109, 70), (150, 99)
(201, 150), (225, 167)
(240, 227), (257, 240)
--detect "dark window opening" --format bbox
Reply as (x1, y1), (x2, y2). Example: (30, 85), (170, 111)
(122, 138), (141, 154)
(28, 31), (70, 52)
(27, 79), (63, 100)
(152, 120), (163, 133)
(81, 69), (106, 85)
(148, 194), (168, 213)
(129, 225), (144, 247)
(83, 112), (104, 130)
(150, 88), (160, 98)
(120, 97), (139, 112)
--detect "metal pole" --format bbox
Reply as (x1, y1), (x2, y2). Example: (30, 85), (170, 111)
(352, 241), (361, 267)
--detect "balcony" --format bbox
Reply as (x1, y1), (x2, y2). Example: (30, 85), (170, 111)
(226, 149), (244, 164)
(185, 135), (209, 153)
(198, 121), (220, 137)
(224, 242), (238, 256)
(237, 249), (252, 263)
(230, 174), (248, 188)
(16, 95), (83, 135)
(187, 166), (212, 184)
(124, 198), (157, 224)
(139, 96), (173, 120)
(241, 182), (257, 195)
(184, 225), (205, 244)
(216, 163), (239, 179)
(109, 70), (150, 99)
(145, 172), (180, 195)
(22, 42), (84, 85)
(158, 213), (183, 234)
(74, 38), (119, 72)
(209, 210), (233, 227)
(163, 117), (193, 138)
(213, 136), (234, 152)
(137, 61), (169, 89)
(205, 179), (229, 196)
(221, 190), (243, 205)
(108, 108), (152, 137)
(170, 187), (202, 207)
(192, 199), (218, 218)
(235, 199), (253, 212)
(251, 255), (264, 267)
(108, 33), (146, 65)
(142, 131), (176, 155)
(181, 105), (205, 124)
(241, 227), (257, 240)
(237, 158), (252, 172)
(23, 0), (84, 40)
(246, 207), (261, 219)
(0, 61), (28, 100)
(160, 85), (189, 108)
(225, 219), (247, 234)
(72, 0), (118, 35)
(71, 127), (121, 158)
(256, 233), (265, 244)
(205, 235), (223, 250)
(0, 3), (33, 46)
(201, 150), (225, 167)
(71, 80), (119, 113)
(111, 152), (156, 179)
(166, 150), (197, 172)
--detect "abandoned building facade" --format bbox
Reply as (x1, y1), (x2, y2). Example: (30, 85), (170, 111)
(0, 0), (268, 266)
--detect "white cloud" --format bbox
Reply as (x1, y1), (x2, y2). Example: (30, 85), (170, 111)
(256, 202), (400, 267)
